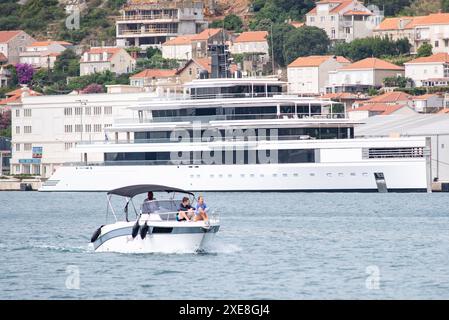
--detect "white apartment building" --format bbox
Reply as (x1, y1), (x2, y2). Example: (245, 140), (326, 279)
(287, 55), (350, 95)
(374, 13), (449, 54)
(10, 90), (156, 177)
(19, 41), (72, 69)
(80, 47), (136, 76)
(305, 0), (383, 43)
(327, 57), (404, 93)
(116, 0), (207, 49)
(404, 53), (449, 87)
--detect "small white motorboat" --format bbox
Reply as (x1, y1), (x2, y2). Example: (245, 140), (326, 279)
(90, 184), (220, 253)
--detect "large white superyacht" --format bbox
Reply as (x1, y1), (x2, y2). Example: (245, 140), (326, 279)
(41, 49), (432, 192)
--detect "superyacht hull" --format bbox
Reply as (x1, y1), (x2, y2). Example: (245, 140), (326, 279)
(41, 161), (429, 192)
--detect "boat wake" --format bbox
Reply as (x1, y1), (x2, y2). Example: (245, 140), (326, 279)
(200, 241), (242, 255)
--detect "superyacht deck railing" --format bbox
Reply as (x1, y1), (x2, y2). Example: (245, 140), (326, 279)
(113, 113), (347, 124)
(77, 133), (357, 146)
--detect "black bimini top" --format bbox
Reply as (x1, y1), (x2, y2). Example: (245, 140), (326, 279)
(108, 184), (194, 198)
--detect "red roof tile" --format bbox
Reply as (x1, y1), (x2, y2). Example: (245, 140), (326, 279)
(192, 28), (223, 41)
(341, 57), (404, 70)
(163, 34), (196, 46)
(406, 53), (449, 64)
(130, 69), (177, 79)
(0, 30), (22, 43)
(288, 55), (349, 68)
(364, 91), (411, 104)
(234, 31), (268, 43)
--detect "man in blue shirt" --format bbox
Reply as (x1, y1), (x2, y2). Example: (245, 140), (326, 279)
(194, 196), (209, 222)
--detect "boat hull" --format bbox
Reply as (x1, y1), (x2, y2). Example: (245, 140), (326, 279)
(41, 161), (429, 192)
(93, 223), (219, 254)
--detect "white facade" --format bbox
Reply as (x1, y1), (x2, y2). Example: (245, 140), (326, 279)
(231, 41), (269, 55)
(80, 48), (136, 76)
(405, 61), (449, 87)
(162, 43), (193, 60)
(305, 0), (383, 42)
(19, 42), (69, 69)
(10, 91), (156, 178)
(413, 95), (444, 112)
(115, 1), (207, 49)
(288, 57), (348, 95)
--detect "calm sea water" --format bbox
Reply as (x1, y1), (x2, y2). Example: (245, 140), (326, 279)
(0, 191), (449, 299)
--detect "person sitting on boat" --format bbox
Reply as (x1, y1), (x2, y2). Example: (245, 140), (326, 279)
(194, 196), (209, 221)
(177, 197), (194, 222)
(142, 192), (158, 213)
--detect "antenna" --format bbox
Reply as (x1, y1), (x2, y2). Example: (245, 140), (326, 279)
(271, 23), (275, 76)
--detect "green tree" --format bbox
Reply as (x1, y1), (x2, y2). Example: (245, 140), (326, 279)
(211, 14), (244, 32)
(417, 43), (433, 57)
(53, 49), (80, 77)
(332, 37), (411, 61)
(283, 26), (330, 65)
(444, 0), (449, 12)
(267, 23), (295, 67)
(383, 75), (413, 88)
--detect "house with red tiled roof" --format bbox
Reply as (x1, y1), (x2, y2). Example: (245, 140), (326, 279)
(161, 34), (197, 60)
(191, 28), (229, 59)
(363, 91), (412, 105)
(348, 103), (415, 120)
(161, 29), (229, 60)
(412, 94), (444, 113)
(129, 69), (178, 87)
(327, 58), (404, 93)
(320, 91), (369, 110)
(0, 30), (35, 65)
(19, 41), (73, 69)
(404, 53), (449, 87)
(80, 47), (135, 76)
(230, 31), (270, 75)
(231, 31), (269, 55)
(305, 0), (383, 42)
(287, 55), (350, 95)
(0, 87), (41, 113)
(375, 13), (449, 54)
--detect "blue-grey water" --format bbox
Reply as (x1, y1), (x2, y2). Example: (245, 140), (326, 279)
(0, 191), (449, 299)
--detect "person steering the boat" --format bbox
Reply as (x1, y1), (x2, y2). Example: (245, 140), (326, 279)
(194, 196), (209, 222)
(177, 197), (194, 222)
(142, 192), (158, 213)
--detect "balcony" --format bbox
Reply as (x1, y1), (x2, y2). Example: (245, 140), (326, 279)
(116, 14), (179, 22)
(118, 27), (178, 36)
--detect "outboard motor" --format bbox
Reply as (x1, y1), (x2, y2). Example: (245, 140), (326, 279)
(90, 226), (104, 243)
(140, 222), (150, 240)
(132, 220), (140, 239)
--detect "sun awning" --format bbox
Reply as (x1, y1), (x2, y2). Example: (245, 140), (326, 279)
(108, 184), (194, 198)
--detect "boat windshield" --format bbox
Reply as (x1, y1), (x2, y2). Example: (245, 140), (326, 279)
(141, 200), (180, 214)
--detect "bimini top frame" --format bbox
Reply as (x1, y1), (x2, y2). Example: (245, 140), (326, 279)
(106, 184), (195, 223)
(108, 184), (194, 198)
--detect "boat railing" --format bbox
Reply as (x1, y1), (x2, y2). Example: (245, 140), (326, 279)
(76, 134), (326, 146)
(113, 112), (347, 125)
